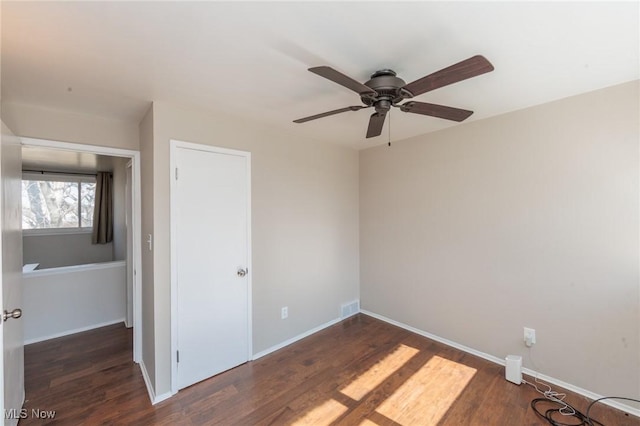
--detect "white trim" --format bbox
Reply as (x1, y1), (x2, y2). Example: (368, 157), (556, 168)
(169, 141), (178, 395)
(22, 171), (96, 183)
(124, 160), (133, 329)
(132, 150), (142, 364)
(245, 149), (253, 362)
(23, 319), (125, 345)
(139, 361), (155, 403)
(252, 317), (343, 360)
(360, 310), (505, 365)
(154, 392), (172, 404)
(520, 367), (640, 417)
(20, 137), (143, 365)
(361, 309), (640, 418)
(23, 260), (126, 278)
(170, 140), (249, 158)
(22, 227), (93, 237)
(169, 139), (253, 395)
(140, 361), (172, 405)
(170, 141), (178, 395)
(0, 125), (5, 426)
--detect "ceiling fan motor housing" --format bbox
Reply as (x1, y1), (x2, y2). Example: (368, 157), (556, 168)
(362, 69), (409, 110)
(294, 55), (495, 138)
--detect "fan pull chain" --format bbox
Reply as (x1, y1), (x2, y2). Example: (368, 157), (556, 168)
(388, 110), (392, 147)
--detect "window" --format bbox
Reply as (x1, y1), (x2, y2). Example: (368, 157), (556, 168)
(22, 173), (96, 231)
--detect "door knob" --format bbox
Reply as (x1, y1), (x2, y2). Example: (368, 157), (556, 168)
(2, 308), (22, 322)
(237, 268), (248, 277)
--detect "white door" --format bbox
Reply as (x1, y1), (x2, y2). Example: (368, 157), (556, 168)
(1, 122), (24, 426)
(173, 143), (250, 390)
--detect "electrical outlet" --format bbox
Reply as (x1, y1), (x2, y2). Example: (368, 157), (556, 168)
(281, 307), (288, 319)
(524, 327), (536, 347)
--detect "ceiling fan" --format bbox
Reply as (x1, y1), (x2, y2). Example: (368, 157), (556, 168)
(293, 55), (494, 138)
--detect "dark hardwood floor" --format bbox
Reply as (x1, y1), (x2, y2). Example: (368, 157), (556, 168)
(21, 314), (639, 425)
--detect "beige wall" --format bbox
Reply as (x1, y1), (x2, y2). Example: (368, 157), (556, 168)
(149, 101), (360, 395)
(360, 81), (640, 400)
(112, 157), (129, 261)
(1, 102), (139, 151)
(23, 233), (113, 268)
(138, 106), (155, 389)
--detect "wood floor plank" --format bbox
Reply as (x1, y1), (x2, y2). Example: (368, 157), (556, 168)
(20, 316), (639, 425)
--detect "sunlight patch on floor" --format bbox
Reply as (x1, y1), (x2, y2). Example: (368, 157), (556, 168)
(340, 344), (420, 401)
(291, 399), (349, 425)
(375, 355), (477, 425)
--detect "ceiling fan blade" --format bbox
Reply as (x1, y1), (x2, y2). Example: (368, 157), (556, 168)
(400, 101), (473, 122)
(366, 112), (387, 138)
(293, 105), (367, 123)
(309, 66), (377, 96)
(403, 55), (494, 97)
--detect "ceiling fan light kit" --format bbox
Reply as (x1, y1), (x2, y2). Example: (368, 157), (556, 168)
(294, 55), (495, 139)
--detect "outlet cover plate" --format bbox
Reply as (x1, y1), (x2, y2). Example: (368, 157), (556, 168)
(524, 327), (536, 346)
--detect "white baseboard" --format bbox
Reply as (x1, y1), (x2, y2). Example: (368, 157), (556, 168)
(139, 360), (172, 405)
(139, 361), (156, 403)
(154, 390), (173, 404)
(360, 309), (640, 418)
(24, 319), (126, 345)
(252, 317), (343, 360)
(361, 310), (505, 365)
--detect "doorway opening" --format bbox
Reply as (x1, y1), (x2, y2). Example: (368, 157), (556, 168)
(20, 137), (142, 362)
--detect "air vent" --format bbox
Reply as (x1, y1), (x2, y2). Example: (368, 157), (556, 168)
(341, 300), (360, 319)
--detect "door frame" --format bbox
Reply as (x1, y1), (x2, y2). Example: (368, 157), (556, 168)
(20, 137), (143, 363)
(169, 139), (252, 395)
(125, 160), (134, 328)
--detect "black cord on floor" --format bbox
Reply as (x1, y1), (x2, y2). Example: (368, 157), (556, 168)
(585, 397), (640, 426)
(531, 396), (640, 426)
(531, 398), (603, 426)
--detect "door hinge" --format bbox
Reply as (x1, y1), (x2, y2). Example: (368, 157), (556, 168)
(175, 167), (178, 180)
(177, 350), (180, 363)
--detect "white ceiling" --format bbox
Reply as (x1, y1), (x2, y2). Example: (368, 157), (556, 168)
(2, 2), (638, 150)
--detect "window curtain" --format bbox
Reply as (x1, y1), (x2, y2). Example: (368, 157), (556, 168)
(92, 172), (113, 244)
